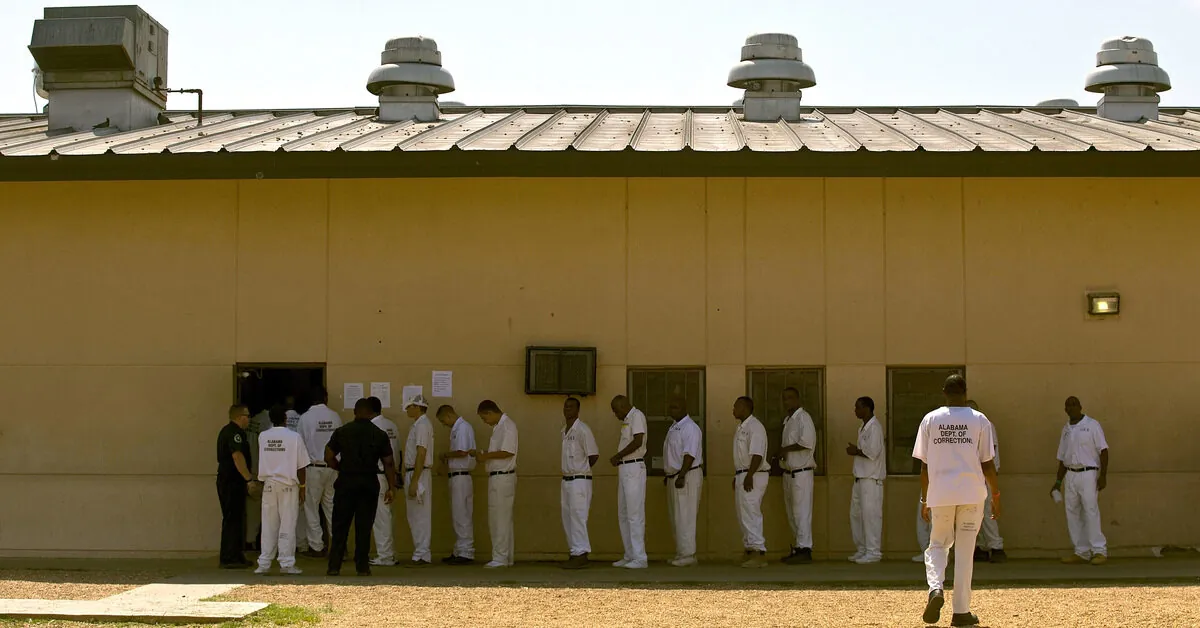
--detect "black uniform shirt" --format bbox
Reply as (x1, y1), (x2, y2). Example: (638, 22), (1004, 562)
(217, 421), (250, 482)
(327, 418), (393, 476)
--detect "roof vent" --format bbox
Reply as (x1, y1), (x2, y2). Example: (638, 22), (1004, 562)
(727, 33), (815, 122)
(1036, 98), (1079, 108)
(1084, 36), (1171, 122)
(367, 36), (455, 123)
(28, 5), (169, 132)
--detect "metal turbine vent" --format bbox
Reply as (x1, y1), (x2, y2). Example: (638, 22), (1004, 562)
(1084, 36), (1171, 122)
(1036, 99), (1079, 107)
(366, 36), (456, 123)
(727, 33), (816, 122)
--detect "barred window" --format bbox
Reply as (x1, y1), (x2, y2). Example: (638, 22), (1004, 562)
(627, 367), (705, 476)
(887, 366), (965, 475)
(746, 368), (825, 476)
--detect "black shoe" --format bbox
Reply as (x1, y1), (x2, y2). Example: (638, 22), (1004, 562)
(923, 589), (945, 625)
(562, 553), (589, 570)
(973, 547), (990, 562)
(780, 547), (796, 563)
(951, 612), (980, 626)
(448, 556), (474, 565)
(795, 548), (813, 564)
(441, 555), (458, 564)
(404, 560), (431, 568)
(326, 569), (340, 576)
(357, 569), (372, 576)
(219, 562), (250, 570)
(990, 548), (1008, 563)
(301, 549), (328, 559)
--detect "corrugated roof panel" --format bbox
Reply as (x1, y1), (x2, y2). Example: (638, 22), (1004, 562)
(574, 112), (642, 151)
(1054, 112), (1200, 151)
(865, 110), (976, 152)
(0, 117), (39, 131)
(110, 113), (276, 154)
(631, 112), (687, 151)
(515, 112), (598, 151)
(957, 110), (1090, 151)
(402, 112), (513, 151)
(0, 127), (52, 148)
(912, 110), (1033, 151)
(821, 110), (919, 151)
(1152, 114), (1200, 141)
(691, 112), (743, 152)
(0, 121), (49, 142)
(740, 120), (800, 152)
(460, 111), (555, 150)
(285, 118), (391, 152)
(342, 119), (438, 152)
(784, 117), (861, 152)
(1012, 110), (1147, 151)
(57, 114), (229, 155)
(230, 113), (370, 152)
(169, 112), (319, 153)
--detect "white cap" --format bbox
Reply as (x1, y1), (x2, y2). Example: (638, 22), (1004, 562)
(403, 394), (429, 411)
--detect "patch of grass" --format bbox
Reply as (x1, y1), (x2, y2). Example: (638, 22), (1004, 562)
(220, 604), (321, 627)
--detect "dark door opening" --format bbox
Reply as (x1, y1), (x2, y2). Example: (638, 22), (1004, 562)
(234, 364), (326, 421)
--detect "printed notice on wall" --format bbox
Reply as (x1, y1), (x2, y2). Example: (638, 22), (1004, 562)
(343, 383), (364, 410)
(402, 385), (423, 406)
(370, 382), (391, 408)
(432, 371), (453, 397)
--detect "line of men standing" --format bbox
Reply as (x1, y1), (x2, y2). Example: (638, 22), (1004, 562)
(215, 385), (1112, 572)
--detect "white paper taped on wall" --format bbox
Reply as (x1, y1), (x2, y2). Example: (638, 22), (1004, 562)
(370, 382), (391, 408)
(432, 371), (453, 397)
(343, 383), (364, 410)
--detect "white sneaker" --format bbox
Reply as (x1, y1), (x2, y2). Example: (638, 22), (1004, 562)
(370, 558), (395, 567)
(912, 555), (925, 563)
(848, 552), (865, 562)
(254, 565), (270, 575)
(612, 558), (630, 568)
(484, 561), (509, 569)
(280, 566), (303, 575)
(622, 560), (649, 569)
(669, 556), (697, 567)
(855, 555), (881, 565)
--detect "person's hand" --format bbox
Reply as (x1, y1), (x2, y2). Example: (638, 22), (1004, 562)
(921, 504), (931, 523)
(383, 488), (394, 505)
(845, 443), (858, 456)
(299, 489), (306, 504)
(407, 483), (418, 499)
(609, 454), (621, 467)
(1097, 475), (1107, 491)
(742, 474), (754, 492)
(990, 494), (1002, 520)
(675, 475), (686, 489)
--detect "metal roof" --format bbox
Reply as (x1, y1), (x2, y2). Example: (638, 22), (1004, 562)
(5, 106), (1200, 156)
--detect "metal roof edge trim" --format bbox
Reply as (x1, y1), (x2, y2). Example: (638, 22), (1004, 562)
(2, 150), (1198, 181)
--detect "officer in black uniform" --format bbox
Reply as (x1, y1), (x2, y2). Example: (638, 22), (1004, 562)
(325, 398), (399, 576)
(216, 404), (262, 568)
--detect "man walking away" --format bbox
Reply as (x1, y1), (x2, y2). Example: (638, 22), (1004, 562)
(256, 405), (310, 575)
(324, 398), (398, 576)
(913, 374), (1001, 627)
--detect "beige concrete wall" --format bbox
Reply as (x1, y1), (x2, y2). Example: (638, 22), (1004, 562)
(0, 176), (1196, 558)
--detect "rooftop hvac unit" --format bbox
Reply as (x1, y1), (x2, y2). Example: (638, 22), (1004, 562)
(525, 346), (597, 396)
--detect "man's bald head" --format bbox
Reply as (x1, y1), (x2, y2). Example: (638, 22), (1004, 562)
(611, 394), (632, 420)
(1064, 396), (1083, 421)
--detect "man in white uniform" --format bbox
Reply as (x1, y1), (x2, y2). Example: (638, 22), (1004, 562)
(437, 405), (476, 565)
(1053, 396), (1110, 565)
(472, 400), (518, 568)
(609, 395), (648, 569)
(914, 374), (1000, 627)
(846, 396), (885, 564)
(775, 387), (816, 565)
(366, 396), (400, 567)
(282, 396), (307, 552)
(255, 405), (311, 575)
(299, 386), (342, 558)
(732, 396), (768, 568)
(663, 397), (703, 567)
(560, 397), (599, 569)
(402, 394), (435, 566)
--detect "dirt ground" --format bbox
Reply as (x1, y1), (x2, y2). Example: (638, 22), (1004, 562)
(0, 569), (167, 601)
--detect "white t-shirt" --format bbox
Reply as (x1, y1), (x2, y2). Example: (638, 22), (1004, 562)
(733, 415), (768, 470)
(487, 414), (519, 474)
(449, 417), (477, 471)
(404, 415), (435, 470)
(781, 408), (817, 470)
(285, 409), (301, 433)
(853, 417), (886, 480)
(257, 426), (311, 486)
(912, 406), (994, 508)
(1057, 416), (1108, 469)
(663, 415), (703, 474)
(371, 414), (401, 473)
(618, 407), (649, 461)
(298, 403), (342, 463)
(562, 419), (599, 475)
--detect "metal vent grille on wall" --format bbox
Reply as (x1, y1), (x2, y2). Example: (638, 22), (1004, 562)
(525, 346), (597, 395)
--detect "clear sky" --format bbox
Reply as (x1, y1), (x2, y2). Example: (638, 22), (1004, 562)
(2, 0), (1198, 114)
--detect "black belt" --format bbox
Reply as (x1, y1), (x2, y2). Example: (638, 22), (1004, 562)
(735, 468), (769, 475)
(489, 470), (516, 477)
(787, 467), (815, 475)
(855, 477), (882, 482)
(617, 458), (644, 465)
(1067, 466), (1100, 472)
(666, 466), (702, 479)
(448, 471), (471, 478)
(310, 462), (328, 468)
(562, 475), (592, 481)
(404, 467), (431, 472)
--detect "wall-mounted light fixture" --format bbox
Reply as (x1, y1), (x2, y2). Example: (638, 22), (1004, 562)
(1087, 292), (1120, 316)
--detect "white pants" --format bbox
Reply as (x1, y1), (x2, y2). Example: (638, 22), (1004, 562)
(783, 470), (814, 549)
(487, 474), (517, 565)
(560, 478), (593, 555)
(978, 485), (1003, 550)
(735, 472), (768, 551)
(258, 480), (300, 569)
(449, 473), (475, 559)
(850, 479), (883, 559)
(668, 469), (703, 559)
(295, 498), (309, 551)
(304, 466), (337, 551)
(617, 462), (647, 562)
(405, 470), (433, 562)
(372, 473), (395, 563)
(925, 502), (984, 614)
(1064, 469), (1107, 558)
(916, 497), (931, 549)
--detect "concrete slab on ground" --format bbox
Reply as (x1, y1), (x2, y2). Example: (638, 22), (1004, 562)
(0, 582), (268, 624)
